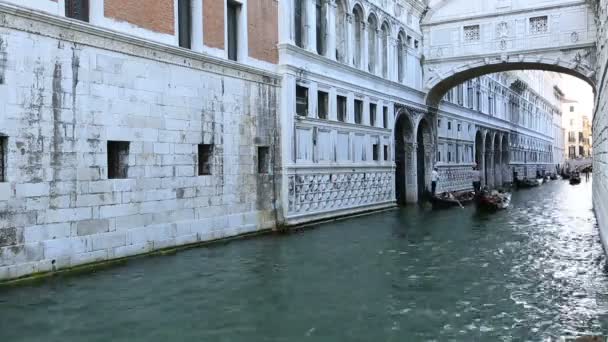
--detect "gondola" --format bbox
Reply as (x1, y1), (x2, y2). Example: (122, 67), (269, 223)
(570, 173), (581, 185)
(550, 173), (558, 180)
(430, 191), (476, 209)
(476, 190), (511, 211)
(516, 178), (540, 189)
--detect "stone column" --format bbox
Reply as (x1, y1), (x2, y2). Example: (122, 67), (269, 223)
(486, 150), (494, 188)
(361, 22), (369, 71)
(376, 28), (383, 77)
(306, 0), (317, 52)
(389, 37), (397, 81)
(409, 143), (418, 203)
(495, 149), (502, 187)
(346, 14), (354, 66)
(326, 0), (337, 60)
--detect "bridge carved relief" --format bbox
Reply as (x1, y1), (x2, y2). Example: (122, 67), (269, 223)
(421, 0), (597, 107)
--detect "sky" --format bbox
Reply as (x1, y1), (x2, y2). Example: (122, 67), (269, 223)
(557, 74), (595, 116)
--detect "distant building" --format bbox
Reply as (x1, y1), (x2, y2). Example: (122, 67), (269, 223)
(563, 101), (592, 159)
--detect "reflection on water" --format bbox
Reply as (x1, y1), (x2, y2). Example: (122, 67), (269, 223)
(0, 178), (606, 341)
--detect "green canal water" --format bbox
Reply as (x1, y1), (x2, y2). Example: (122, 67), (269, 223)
(1, 178), (607, 341)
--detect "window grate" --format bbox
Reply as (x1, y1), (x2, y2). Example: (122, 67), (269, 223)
(464, 25), (480, 42)
(530, 16), (548, 34)
(108, 141), (130, 179)
(65, 0), (89, 22)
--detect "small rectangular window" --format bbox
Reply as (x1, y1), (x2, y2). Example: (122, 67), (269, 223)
(178, 0), (192, 49)
(369, 103), (377, 126)
(448, 122), (452, 130)
(0, 136), (6, 182)
(337, 96), (347, 122)
(438, 119), (441, 128)
(529, 16), (548, 35)
(227, 1), (241, 61)
(383, 107), (388, 129)
(457, 124), (461, 132)
(354, 99), (363, 124)
(65, 0), (89, 22)
(383, 145), (388, 161)
(296, 85), (309, 116)
(464, 25), (480, 42)
(317, 91), (328, 119)
(198, 144), (213, 175)
(257, 146), (270, 174)
(373, 144), (379, 161)
(107, 141), (130, 179)
(570, 106), (575, 112)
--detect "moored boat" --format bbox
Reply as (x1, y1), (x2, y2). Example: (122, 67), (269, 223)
(516, 178), (540, 189)
(476, 190), (511, 211)
(570, 173), (581, 185)
(430, 191), (476, 209)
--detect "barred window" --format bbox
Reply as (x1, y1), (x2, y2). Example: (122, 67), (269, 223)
(107, 141), (130, 179)
(0, 136), (6, 182)
(198, 144), (213, 176)
(530, 16), (548, 34)
(257, 146), (270, 174)
(464, 25), (480, 42)
(65, 0), (89, 22)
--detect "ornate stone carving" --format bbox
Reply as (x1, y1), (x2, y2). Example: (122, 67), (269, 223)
(287, 171), (394, 215)
(496, 22), (509, 38)
(571, 32), (579, 43)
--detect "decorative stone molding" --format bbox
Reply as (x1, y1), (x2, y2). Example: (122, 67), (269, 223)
(287, 171), (394, 216)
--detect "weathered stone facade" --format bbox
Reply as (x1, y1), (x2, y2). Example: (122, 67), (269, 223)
(0, 6), (280, 280)
(593, 0), (608, 254)
(1, 0), (606, 282)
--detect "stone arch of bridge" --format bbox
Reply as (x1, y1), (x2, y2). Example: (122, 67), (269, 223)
(424, 60), (596, 109)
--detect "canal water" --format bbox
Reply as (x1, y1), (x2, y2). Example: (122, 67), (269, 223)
(1, 178), (607, 341)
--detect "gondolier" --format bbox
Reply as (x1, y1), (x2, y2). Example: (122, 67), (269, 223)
(472, 166), (481, 193)
(431, 168), (439, 195)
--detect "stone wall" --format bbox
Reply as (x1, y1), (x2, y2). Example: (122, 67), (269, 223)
(594, 0), (608, 253)
(0, 8), (280, 281)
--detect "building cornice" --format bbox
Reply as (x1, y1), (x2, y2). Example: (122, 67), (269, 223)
(0, 2), (280, 86)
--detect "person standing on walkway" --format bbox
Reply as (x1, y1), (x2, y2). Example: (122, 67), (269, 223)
(431, 168), (439, 196)
(472, 166), (481, 193)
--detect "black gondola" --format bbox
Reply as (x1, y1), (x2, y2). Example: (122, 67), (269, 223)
(430, 191), (476, 209)
(570, 173), (581, 185)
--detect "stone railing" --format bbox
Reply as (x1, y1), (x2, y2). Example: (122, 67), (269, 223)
(287, 170), (394, 217)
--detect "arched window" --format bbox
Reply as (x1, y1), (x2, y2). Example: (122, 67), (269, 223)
(367, 14), (378, 73)
(316, 0), (327, 55)
(335, 0), (347, 62)
(294, 0), (305, 48)
(397, 31), (406, 83)
(353, 5), (364, 68)
(381, 22), (390, 78)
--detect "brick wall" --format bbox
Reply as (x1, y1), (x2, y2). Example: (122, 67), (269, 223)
(105, 0), (175, 35)
(203, 0), (224, 49)
(248, 0), (278, 64)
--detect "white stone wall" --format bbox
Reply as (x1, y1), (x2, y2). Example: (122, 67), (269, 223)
(593, 0), (608, 255)
(0, 8), (280, 281)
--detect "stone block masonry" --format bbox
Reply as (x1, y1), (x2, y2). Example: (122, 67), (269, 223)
(0, 7), (280, 281)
